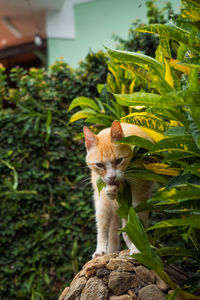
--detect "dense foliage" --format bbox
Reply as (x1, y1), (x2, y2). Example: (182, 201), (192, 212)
(0, 52), (107, 299)
(69, 0), (200, 298)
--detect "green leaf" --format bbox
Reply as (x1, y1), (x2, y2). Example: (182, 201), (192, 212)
(44, 273), (51, 287)
(116, 182), (132, 220)
(115, 90), (200, 108)
(121, 114), (170, 134)
(125, 208), (164, 271)
(165, 126), (188, 137)
(106, 47), (164, 73)
(147, 215), (200, 231)
(166, 174), (200, 189)
(114, 92), (161, 107)
(150, 136), (200, 157)
(157, 247), (199, 259)
(136, 24), (200, 52)
(27, 273), (35, 293)
(165, 199), (200, 213)
(96, 177), (106, 194)
(68, 109), (96, 124)
(68, 97), (99, 112)
(0, 159), (18, 190)
(125, 207), (151, 254)
(125, 167), (169, 184)
(117, 135), (154, 150)
(45, 110), (52, 143)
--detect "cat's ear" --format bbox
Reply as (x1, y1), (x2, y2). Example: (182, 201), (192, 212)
(83, 126), (97, 150)
(111, 120), (124, 142)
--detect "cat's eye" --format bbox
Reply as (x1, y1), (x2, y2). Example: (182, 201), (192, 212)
(96, 163), (105, 168)
(115, 157), (123, 165)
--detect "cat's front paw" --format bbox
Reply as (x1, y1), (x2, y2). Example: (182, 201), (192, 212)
(105, 185), (118, 200)
(92, 250), (106, 258)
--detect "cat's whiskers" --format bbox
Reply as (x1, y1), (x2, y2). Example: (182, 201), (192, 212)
(79, 177), (91, 188)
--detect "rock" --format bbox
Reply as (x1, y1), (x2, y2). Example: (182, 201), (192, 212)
(59, 286), (69, 300)
(109, 295), (132, 300)
(108, 271), (138, 296)
(127, 289), (138, 298)
(80, 277), (109, 300)
(81, 259), (107, 278)
(135, 266), (156, 284)
(138, 284), (165, 300)
(59, 250), (189, 300)
(63, 277), (86, 300)
(155, 273), (169, 291)
(96, 267), (111, 278)
(107, 258), (135, 271)
(95, 252), (119, 264)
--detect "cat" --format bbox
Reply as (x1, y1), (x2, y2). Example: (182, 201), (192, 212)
(83, 120), (154, 258)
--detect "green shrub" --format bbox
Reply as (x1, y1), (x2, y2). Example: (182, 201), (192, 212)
(0, 52), (107, 300)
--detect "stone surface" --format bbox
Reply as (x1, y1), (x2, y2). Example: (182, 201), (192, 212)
(155, 273), (169, 291)
(80, 277), (109, 300)
(135, 266), (156, 284)
(127, 289), (138, 298)
(59, 287), (70, 300)
(109, 295), (132, 300)
(138, 284), (165, 300)
(107, 258), (135, 272)
(63, 277), (86, 300)
(96, 267), (111, 278)
(108, 271), (138, 296)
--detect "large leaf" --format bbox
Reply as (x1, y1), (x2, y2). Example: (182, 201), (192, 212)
(124, 208), (164, 271)
(114, 92), (161, 107)
(106, 47), (173, 94)
(106, 47), (164, 73)
(144, 163), (180, 176)
(125, 167), (169, 184)
(157, 247), (199, 259)
(68, 109), (96, 124)
(68, 96), (99, 112)
(117, 135), (154, 150)
(121, 112), (169, 141)
(151, 186), (200, 204)
(116, 181), (132, 220)
(119, 63), (168, 95)
(136, 24), (200, 53)
(147, 215), (200, 231)
(165, 199), (200, 213)
(150, 136), (200, 158)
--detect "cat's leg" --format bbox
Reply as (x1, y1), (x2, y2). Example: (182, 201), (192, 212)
(107, 201), (120, 253)
(93, 188), (112, 258)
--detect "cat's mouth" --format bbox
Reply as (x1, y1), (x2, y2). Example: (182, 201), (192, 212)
(108, 180), (120, 187)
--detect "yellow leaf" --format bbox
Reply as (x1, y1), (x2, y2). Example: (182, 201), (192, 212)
(129, 79), (135, 94)
(167, 58), (191, 75)
(140, 128), (165, 142)
(164, 59), (174, 87)
(144, 163), (181, 176)
(169, 120), (183, 127)
(121, 83), (127, 94)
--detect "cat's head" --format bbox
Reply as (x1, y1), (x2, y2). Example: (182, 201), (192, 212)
(83, 121), (133, 185)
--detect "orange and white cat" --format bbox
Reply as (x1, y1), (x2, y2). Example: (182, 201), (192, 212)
(83, 120), (154, 258)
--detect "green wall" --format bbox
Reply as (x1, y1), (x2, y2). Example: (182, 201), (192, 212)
(48, 0), (180, 68)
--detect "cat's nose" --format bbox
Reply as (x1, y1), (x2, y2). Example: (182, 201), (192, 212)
(108, 175), (116, 181)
